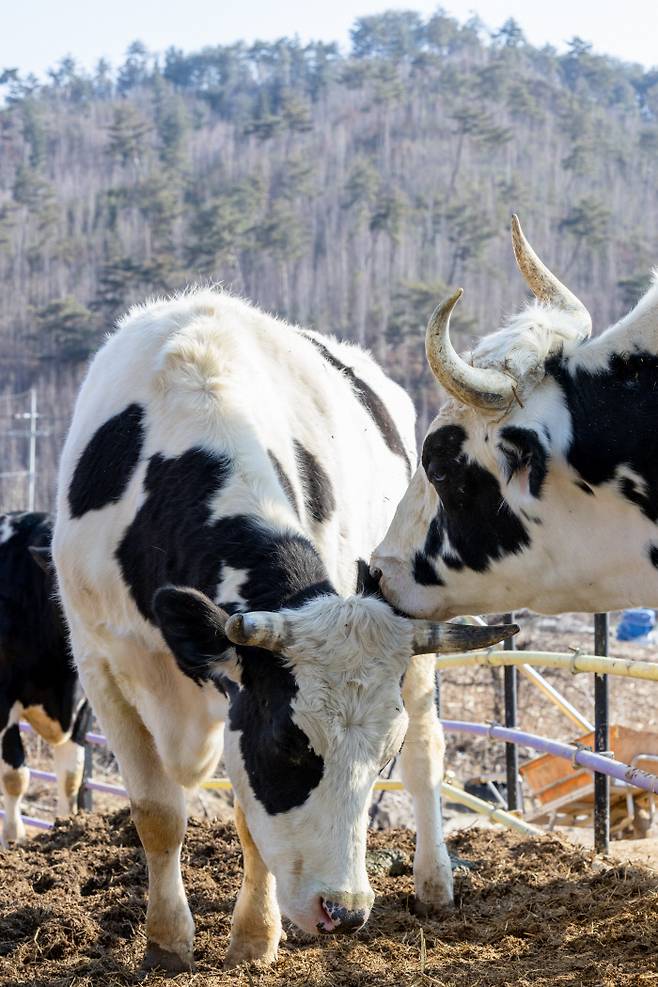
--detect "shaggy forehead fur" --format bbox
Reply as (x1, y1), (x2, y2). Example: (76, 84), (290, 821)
(279, 595), (410, 763)
(462, 271), (658, 403)
(280, 595), (412, 673)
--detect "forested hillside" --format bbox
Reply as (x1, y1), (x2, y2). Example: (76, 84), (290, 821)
(1, 9), (658, 508)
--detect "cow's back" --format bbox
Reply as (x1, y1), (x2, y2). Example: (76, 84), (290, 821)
(54, 289), (415, 642)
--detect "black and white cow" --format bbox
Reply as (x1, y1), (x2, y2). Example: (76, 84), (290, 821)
(52, 289), (512, 972)
(0, 511), (89, 844)
(373, 215), (658, 619)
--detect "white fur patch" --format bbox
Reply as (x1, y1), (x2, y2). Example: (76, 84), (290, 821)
(217, 566), (248, 607)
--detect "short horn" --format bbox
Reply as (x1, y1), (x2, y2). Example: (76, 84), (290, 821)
(511, 214), (591, 341)
(411, 619), (519, 656)
(426, 289), (516, 411)
(224, 611), (291, 652)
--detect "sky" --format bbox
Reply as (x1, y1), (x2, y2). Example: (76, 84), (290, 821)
(2, 0), (657, 79)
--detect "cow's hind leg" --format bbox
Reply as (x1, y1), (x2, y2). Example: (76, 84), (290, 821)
(75, 659), (194, 972)
(401, 654), (453, 913)
(224, 800), (282, 968)
(53, 700), (90, 816)
(1, 724), (30, 845)
(53, 739), (85, 816)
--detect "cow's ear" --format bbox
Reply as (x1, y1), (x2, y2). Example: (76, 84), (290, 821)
(152, 586), (240, 684)
(29, 545), (52, 574)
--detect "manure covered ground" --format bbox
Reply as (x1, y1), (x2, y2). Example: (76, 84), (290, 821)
(1, 810), (657, 987)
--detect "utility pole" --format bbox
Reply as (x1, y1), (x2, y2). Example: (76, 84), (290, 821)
(27, 387), (37, 511)
(3, 388), (42, 511)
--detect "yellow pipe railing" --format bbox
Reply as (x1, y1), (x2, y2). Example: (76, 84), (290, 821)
(435, 649), (658, 682)
(202, 778), (540, 835)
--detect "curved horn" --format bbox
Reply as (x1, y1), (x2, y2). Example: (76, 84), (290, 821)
(411, 619), (519, 656)
(225, 611), (291, 652)
(426, 289), (516, 411)
(511, 214), (591, 340)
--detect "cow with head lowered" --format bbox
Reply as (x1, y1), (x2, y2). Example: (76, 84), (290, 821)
(0, 511), (89, 845)
(52, 289), (512, 973)
(373, 215), (658, 620)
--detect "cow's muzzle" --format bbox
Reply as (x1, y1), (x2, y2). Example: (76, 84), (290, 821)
(317, 898), (369, 935)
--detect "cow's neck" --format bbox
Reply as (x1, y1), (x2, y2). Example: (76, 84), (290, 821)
(220, 518), (337, 614)
(548, 349), (658, 524)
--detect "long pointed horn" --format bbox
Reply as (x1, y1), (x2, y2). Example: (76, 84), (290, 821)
(426, 289), (516, 411)
(225, 611), (291, 652)
(411, 619), (519, 656)
(511, 214), (591, 341)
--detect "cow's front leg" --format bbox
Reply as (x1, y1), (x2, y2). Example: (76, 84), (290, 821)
(225, 800), (282, 968)
(74, 657), (195, 972)
(53, 738), (85, 816)
(401, 654), (453, 913)
(1, 724), (30, 845)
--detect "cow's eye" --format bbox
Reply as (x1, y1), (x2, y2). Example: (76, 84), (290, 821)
(425, 462), (447, 487)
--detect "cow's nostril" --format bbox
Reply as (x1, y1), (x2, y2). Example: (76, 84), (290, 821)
(319, 898), (367, 935)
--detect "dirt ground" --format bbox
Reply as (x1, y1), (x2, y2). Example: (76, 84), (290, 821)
(2, 809), (658, 987)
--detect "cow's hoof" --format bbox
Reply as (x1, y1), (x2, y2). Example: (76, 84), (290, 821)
(224, 936), (279, 969)
(412, 894), (455, 918)
(1, 826), (26, 847)
(142, 940), (195, 973)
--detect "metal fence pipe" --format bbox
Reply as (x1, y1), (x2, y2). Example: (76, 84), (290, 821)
(517, 664), (593, 733)
(594, 613), (610, 853)
(503, 613), (519, 811)
(441, 781), (540, 835)
(434, 650), (658, 682)
(441, 720), (658, 797)
(0, 809), (53, 831)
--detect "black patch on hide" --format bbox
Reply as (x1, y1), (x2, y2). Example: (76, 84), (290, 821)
(294, 440), (336, 524)
(420, 424), (530, 575)
(229, 649), (325, 815)
(498, 425), (549, 498)
(413, 552), (444, 586)
(68, 404), (145, 518)
(547, 350), (658, 522)
(305, 335), (411, 474)
(117, 444), (334, 814)
(1, 724), (25, 769)
(116, 447), (233, 621)
(268, 451), (300, 518)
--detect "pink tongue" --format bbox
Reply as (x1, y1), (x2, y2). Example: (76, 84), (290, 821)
(320, 901), (338, 931)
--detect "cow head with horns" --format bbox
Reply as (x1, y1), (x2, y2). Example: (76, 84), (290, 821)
(373, 216), (658, 618)
(153, 586), (513, 937)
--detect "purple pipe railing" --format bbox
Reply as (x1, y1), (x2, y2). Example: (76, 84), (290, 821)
(84, 779), (128, 797)
(0, 808), (53, 831)
(442, 720), (658, 796)
(19, 722), (107, 747)
(28, 767), (128, 798)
